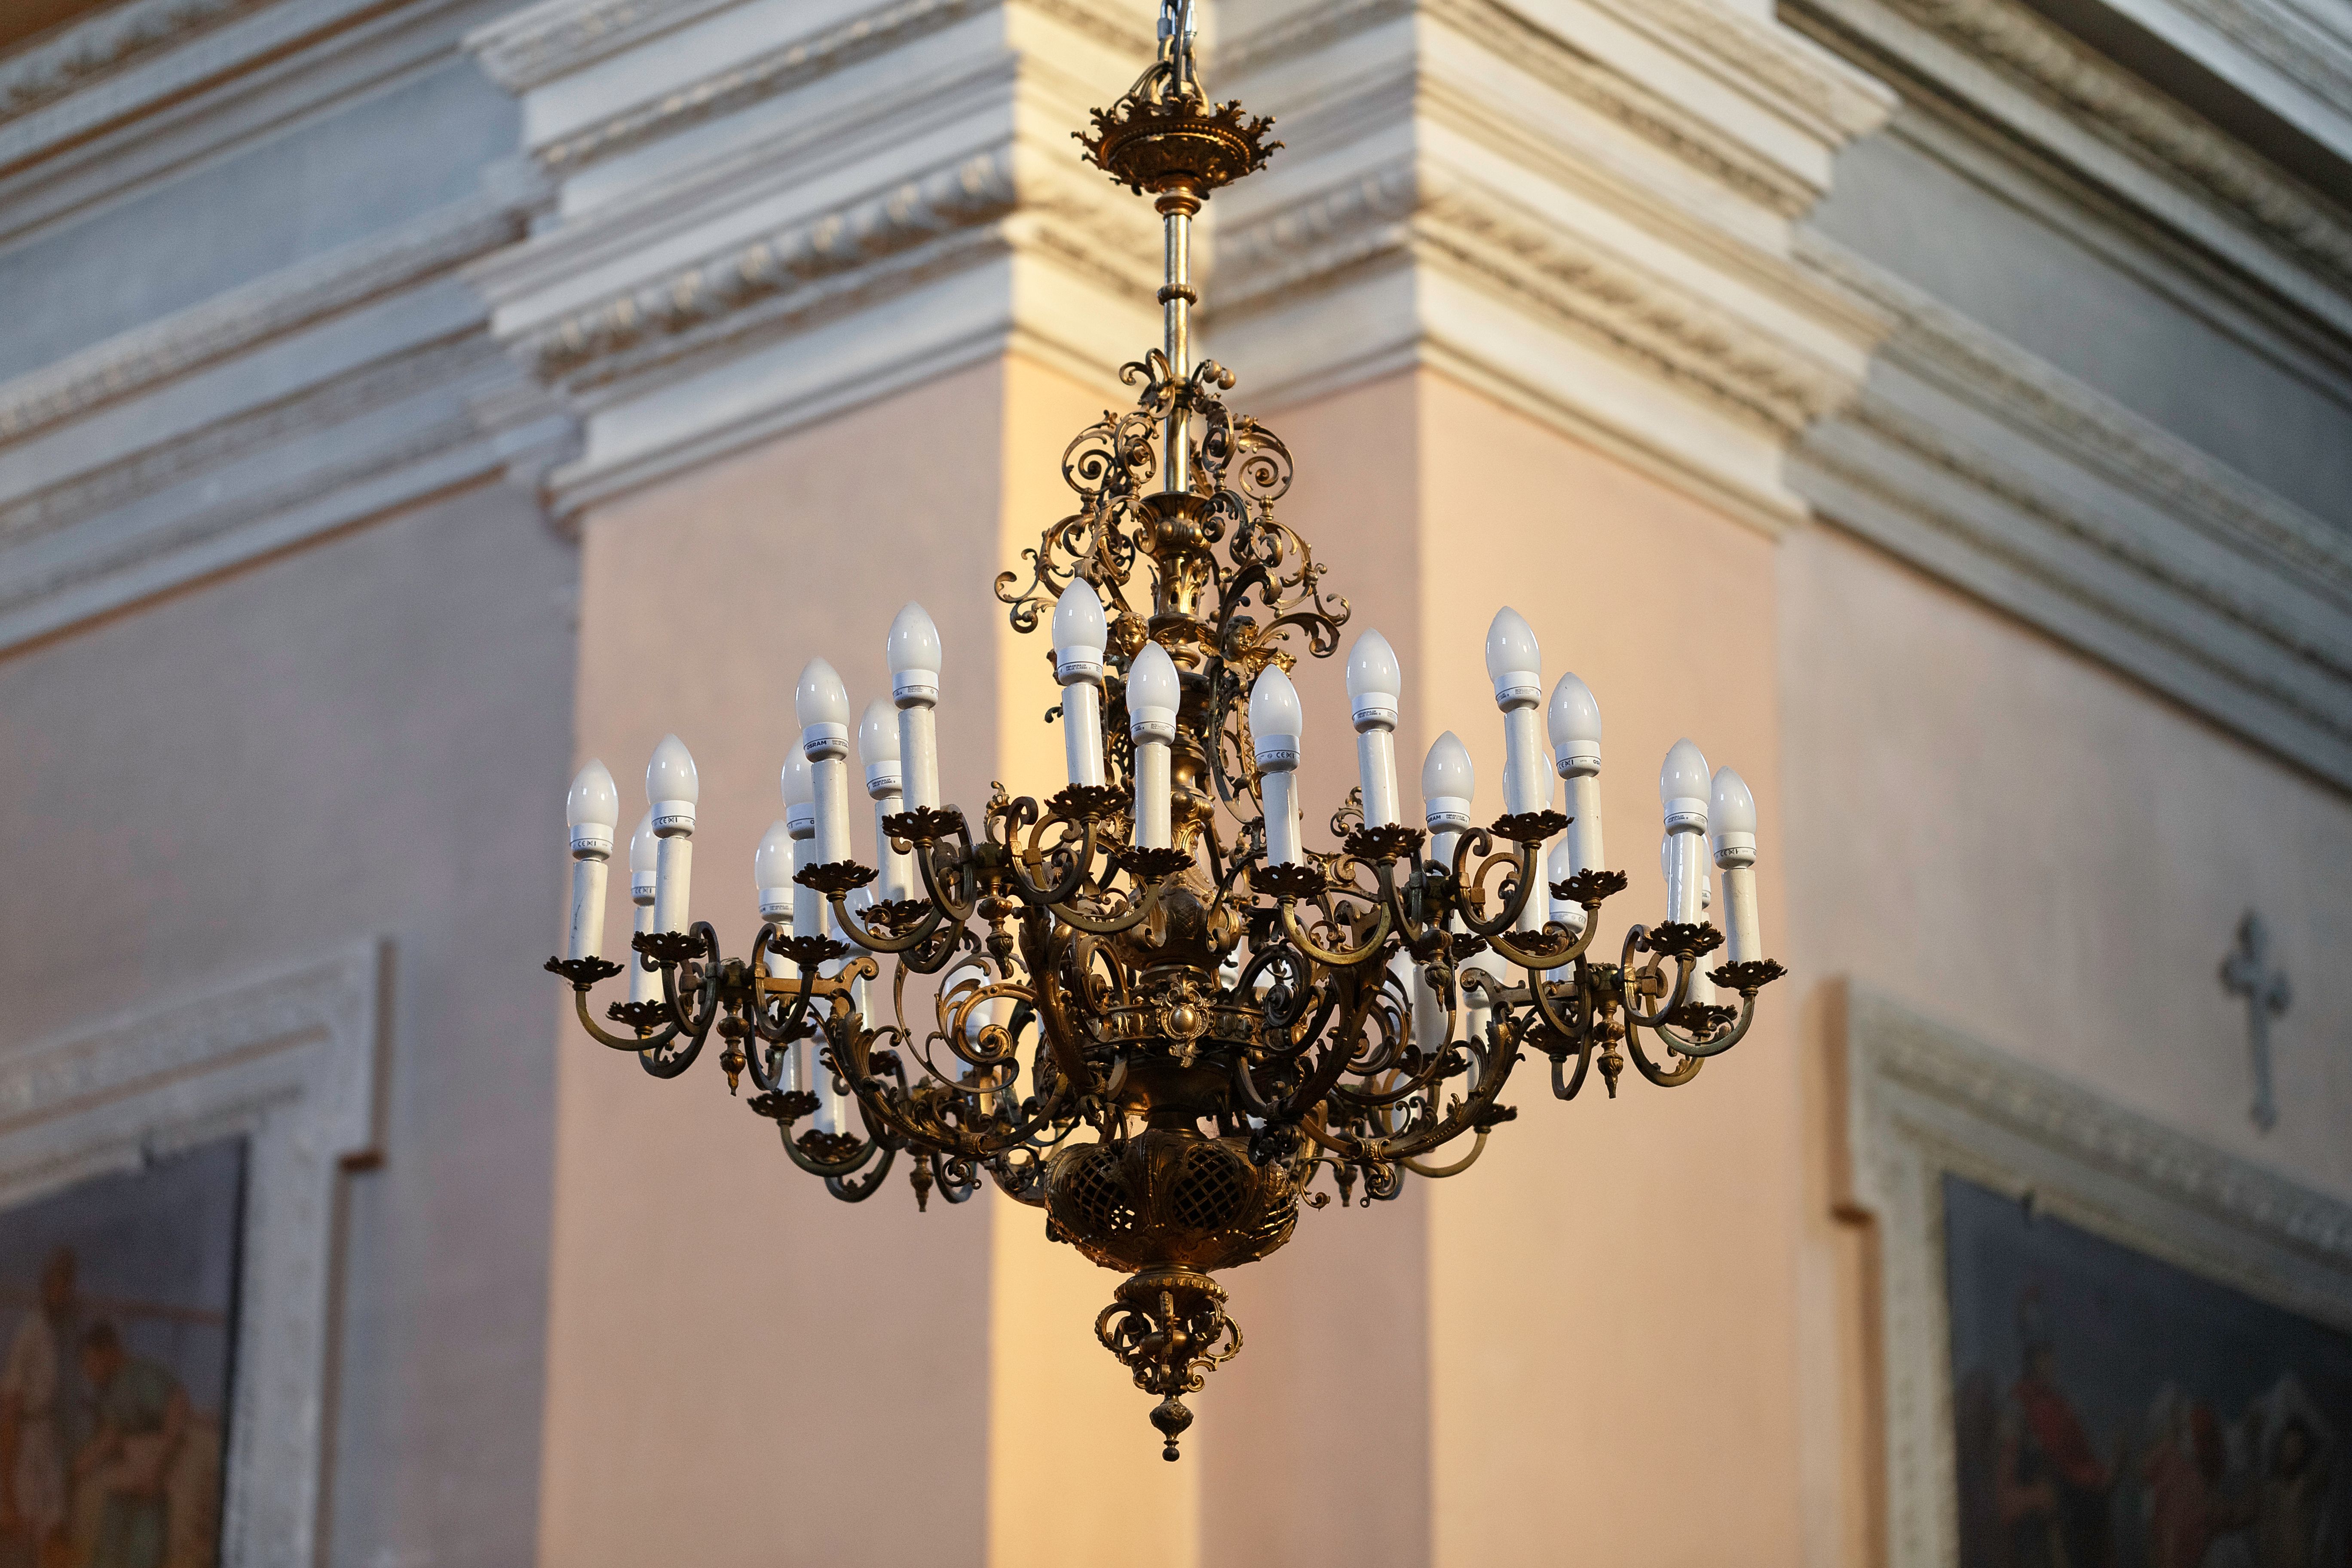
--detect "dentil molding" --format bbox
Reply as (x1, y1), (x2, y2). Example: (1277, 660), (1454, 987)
(1840, 983), (2352, 1567)
(0, 944), (385, 1568)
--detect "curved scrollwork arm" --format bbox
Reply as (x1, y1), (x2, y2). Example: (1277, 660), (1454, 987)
(1275, 897), (1390, 969)
(1050, 872), (1173, 936)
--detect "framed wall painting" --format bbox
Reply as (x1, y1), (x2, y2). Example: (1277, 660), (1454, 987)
(0, 948), (379, 1568)
(1841, 985), (2352, 1568)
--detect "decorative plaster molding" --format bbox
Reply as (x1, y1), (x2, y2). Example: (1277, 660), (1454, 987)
(1217, 161), (1867, 436)
(1817, 242), (2352, 613)
(1217, 0), (1864, 217)
(533, 0), (977, 171)
(0, 0), (263, 123)
(0, 194), (522, 446)
(517, 147), (1023, 388)
(468, 0), (757, 92)
(1788, 0), (2352, 308)
(2165, 0), (2352, 112)
(1793, 233), (2352, 784)
(1840, 984), (2352, 1567)
(0, 945), (384, 1568)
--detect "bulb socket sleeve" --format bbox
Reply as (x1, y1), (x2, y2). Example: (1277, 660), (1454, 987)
(1712, 831), (1756, 869)
(758, 891), (794, 921)
(866, 763), (903, 799)
(1555, 750), (1601, 778)
(632, 875), (658, 903)
(1492, 672), (1542, 709)
(802, 722), (849, 761)
(1663, 798), (1708, 833)
(785, 803), (817, 839)
(1132, 707), (1177, 744)
(570, 825), (614, 859)
(1254, 734), (1299, 770)
(1425, 796), (1471, 831)
(1057, 649), (1105, 686)
(894, 670), (939, 707)
(652, 801), (695, 836)
(1352, 693), (1398, 733)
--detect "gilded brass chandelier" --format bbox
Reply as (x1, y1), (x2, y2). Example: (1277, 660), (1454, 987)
(544, 1), (1784, 1461)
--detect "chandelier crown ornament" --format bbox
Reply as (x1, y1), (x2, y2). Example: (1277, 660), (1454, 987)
(542, 0), (1785, 1462)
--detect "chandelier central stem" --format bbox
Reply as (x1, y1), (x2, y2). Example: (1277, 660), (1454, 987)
(1159, 195), (1196, 496)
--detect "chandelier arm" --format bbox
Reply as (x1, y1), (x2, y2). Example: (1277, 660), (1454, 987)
(1647, 989), (1759, 1060)
(1273, 971), (1386, 1121)
(1481, 914), (1602, 973)
(1008, 816), (1098, 906)
(1047, 877), (1168, 935)
(1550, 1025), (1597, 1101)
(1625, 1023), (1706, 1087)
(1614, 925), (1694, 1030)
(1399, 1129), (1489, 1179)
(1451, 838), (1540, 940)
(1023, 910), (1107, 1095)
(1522, 959), (1589, 1045)
(570, 987), (680, 1053)
(909, 833), (979, 925)
(1296, 1003), (1523, 1164)
(1275, 897), (1390, 968)
(826, 888), (946, 954)
(1371, 857), (1433, 951)
(824, 1143), (901, 1203)
(635, 1026), (708, 1080)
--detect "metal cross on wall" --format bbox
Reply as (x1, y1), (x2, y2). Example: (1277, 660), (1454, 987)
(2219, 911), (2291, 1132)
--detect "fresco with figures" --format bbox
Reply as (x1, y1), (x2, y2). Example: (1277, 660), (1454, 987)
(0, 1142), (242, 1568)
(1945, 1175), (2352, 1568)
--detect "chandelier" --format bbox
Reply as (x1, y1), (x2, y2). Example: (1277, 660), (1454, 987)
(542, 0), (1785, 1462)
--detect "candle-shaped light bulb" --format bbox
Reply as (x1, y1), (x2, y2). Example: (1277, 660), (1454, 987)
(567, 760), (620, 848)
(562, 760), (619, 962)
(755, 821), (795, 927)
(1128, 641), (1180, 850)
(1710, 766), (1764, 965)
(1658, 738), (1710, 927)
(1053, 580), (1109, 790)
(797, 658), (854, 865)
(888, 601), (943, 810)
(1249, 665), (1304, 866)
(1421, 730), (1474, 831)
(1485, 607), (1548, 930)
(859, 697), (913, 902)
(1547, 671), (1605, 881)
(644, 735), (697, 935)
(1345, 629), (1403, 827)
(628, 809), (659, 1005)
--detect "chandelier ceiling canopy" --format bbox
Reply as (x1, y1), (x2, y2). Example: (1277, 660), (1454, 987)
(545, 0), (1785, 1461)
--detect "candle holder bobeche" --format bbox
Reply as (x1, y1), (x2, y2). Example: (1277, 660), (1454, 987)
(543, 0), (1785, 1462)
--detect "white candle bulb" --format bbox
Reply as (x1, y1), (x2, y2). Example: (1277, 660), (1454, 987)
(1710, 766), (1764, 965)
(1485, 607), (1548, 931)
(859, 697), (913, 902)
(797, 658), (854, 866)
(645, 735), (697, 936)
(1345, 629), (1402, 828)
(887, 602), (943, 811)
(628, 810), (659, 1005)
(1657, 738), (1710, 927)
(563, 760), (618, 963)
(1421, 730), (1474, 833)
(1548, 673), (1605, 880)
(1127, 641), (1180, 850)
(1249, 665), (1304, 866)
(1053, 580), (1109, 790)
(755, 821), (795, 928)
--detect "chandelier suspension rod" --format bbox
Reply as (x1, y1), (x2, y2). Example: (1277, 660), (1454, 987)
(1158, 0), (1198, 499)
